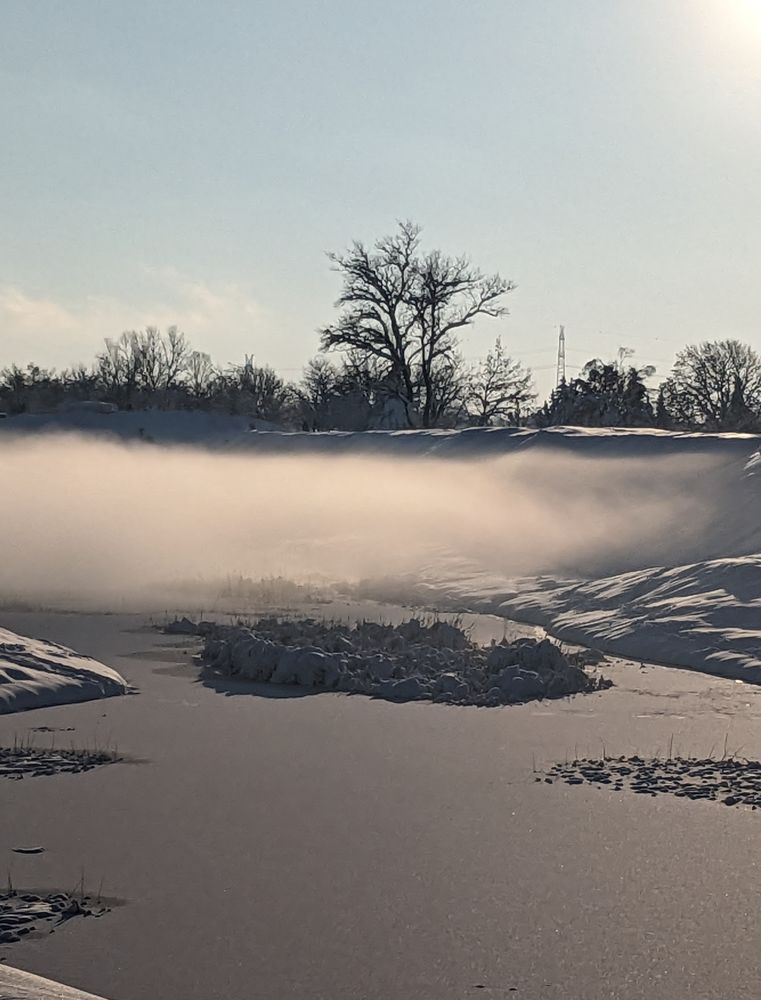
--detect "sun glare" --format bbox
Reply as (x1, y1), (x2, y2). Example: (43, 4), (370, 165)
(731, 0), (761, 30)
(699, 0), (761, 61)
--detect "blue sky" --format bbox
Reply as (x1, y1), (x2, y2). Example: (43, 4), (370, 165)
(1, 0), (760, 396)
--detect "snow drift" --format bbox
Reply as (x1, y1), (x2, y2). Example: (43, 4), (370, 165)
(0, 627), (128, 714)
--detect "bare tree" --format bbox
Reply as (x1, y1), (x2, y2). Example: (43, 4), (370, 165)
(186, 350), (215, 400)
(62, 363), (100, 401)
(302, 356), (341, 407)
(467, 337), (535, 426)
(410, 252), (513, 427)
(0, 363), (64, 413)
(321, 222), (420, 422)
(663, 339), (761, 430)
(320, 221), (515, 427)
(296, 357), (342, 428)
(93, 327), (192, 405)
(420, 354), (469, 427)
(132, 326), (190, 393)
(133, 327), (165, 392)
(0, 364), (32, 413)
(161, 326), (190, 388)
(96, 333), (142, 404)
(221, 357), (291, 421)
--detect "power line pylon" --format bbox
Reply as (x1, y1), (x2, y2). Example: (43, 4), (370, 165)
(556, 325), (566, 387)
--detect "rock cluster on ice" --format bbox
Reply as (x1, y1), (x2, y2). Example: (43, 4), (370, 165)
(546, 756), (761, 810)
(0, 889), (109, 945)
(196, 617), (609, 705)
(0, 744), (121, 779)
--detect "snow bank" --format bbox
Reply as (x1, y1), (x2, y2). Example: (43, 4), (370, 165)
(231, 424), (761, 460)
(0, 627), (128, 714)
(0, 965), (110, 1000)
(2, 414), (758, 459)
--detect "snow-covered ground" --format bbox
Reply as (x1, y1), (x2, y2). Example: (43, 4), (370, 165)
(2, 408), (759, 457)
(0, 627), (128, 714)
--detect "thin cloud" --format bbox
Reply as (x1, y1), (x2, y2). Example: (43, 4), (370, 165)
(0, 274), (272, 370)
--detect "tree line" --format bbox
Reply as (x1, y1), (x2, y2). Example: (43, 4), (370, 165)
(2, 221), (760, 432)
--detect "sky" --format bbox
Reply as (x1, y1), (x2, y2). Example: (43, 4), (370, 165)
(1, 0), (760, 398)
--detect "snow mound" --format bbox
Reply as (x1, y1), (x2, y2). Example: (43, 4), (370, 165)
(0, 628), (128, 714)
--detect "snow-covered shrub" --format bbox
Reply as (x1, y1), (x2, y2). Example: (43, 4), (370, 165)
(190, 616), (610, 707)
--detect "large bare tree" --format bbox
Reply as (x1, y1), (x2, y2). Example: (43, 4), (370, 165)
(320, 221), (515, 427)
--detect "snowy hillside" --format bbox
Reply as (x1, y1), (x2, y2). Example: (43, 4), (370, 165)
(0, 628), (128, 714)
(405, 555), (761, 684)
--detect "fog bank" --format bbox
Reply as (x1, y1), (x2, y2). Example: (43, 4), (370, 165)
(1, 431), (756, 609)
